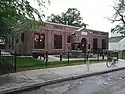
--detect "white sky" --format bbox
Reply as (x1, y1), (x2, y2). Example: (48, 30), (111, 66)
(31, 0), (117, 36)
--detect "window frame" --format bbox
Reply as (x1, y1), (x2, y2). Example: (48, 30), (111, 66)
(102, 39), (106, 49)
(34, 33), (45, 49)
(54, 35), (62, 49)
(67, 36), (71, 43)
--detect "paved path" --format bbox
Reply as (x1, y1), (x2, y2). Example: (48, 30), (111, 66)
(38, 55), (107, 61)
(0, 59), (125, 93)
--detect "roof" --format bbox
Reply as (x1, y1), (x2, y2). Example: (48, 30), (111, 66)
(44, 22), (108, 34)
(45, 22), (80, 29)
(75, 27), (85, 32)
(87, 29), (108, 33)
(109, 36), (125, 43)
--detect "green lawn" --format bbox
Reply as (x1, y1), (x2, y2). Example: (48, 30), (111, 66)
(120, 52), (125, 59)
(1, 56), (107, 71)
(15, 57), (107, 71)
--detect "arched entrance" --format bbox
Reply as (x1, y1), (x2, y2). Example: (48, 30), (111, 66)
(81, 38), (87, 53)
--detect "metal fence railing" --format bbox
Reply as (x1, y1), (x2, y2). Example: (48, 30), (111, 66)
(0, 50), (16, 74)
(0, 50), (119, 75)
(119, 50), (125, 59)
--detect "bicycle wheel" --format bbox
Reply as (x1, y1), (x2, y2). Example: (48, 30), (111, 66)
(106, 61), (112, 67)
(113, 59), (118, 67)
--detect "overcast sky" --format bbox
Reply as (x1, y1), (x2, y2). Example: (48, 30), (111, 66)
(31, 0), (117, 35)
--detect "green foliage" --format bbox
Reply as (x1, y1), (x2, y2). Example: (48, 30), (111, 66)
(0, 0), (50, 39)
(110, 0), (125, 35)
(47, 8), (87, 27)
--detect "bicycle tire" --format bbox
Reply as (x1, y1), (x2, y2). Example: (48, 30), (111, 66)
(113, 59), (118, 67)
(106, 61), (112, 67)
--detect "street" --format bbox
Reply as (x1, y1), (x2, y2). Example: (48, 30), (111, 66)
(14, 69), (125, 94)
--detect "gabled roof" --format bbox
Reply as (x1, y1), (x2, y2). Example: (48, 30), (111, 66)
(71, 27), (85, 35)
(75, 27), (85, 32)
(109, 36), (125, 43)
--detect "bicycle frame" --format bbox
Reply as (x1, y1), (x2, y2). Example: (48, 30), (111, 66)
(106, 57), (118, 67)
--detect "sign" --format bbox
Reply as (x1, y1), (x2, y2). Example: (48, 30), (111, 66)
(81, 32), (87, 35)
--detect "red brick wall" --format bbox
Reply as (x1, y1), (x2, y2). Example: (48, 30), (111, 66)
(12, 22), (108, 55)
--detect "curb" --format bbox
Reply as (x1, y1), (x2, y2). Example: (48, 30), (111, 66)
(1, 67), (125, 94)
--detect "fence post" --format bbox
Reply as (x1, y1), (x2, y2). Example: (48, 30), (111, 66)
(102, 51), (104, 60)
(87, 51), (89, 61)
(68, 52), (69, 64)
(45, 51), (48, 67)
(117, 52), (119, 60)
(82, 52), (85, 63)
(102, 54), (104, 60)
(60, 53), (62, 61)
(122, 51), (124, 59)
(86, 53), (88, 61)
(0, 50), (1, 69)
(14, 51), (17, 72)
(87, 51), (90, 71)
(84, 53), (86, 63)
(97, 51), (99, 61)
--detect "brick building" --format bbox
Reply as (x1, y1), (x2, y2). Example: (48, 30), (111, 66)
(6, 22), (108, 55)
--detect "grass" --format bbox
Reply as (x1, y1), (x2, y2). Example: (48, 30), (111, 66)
(1, 56), (107, 71)
(120, 52), (125, 59)
(16, 57), (106, 71)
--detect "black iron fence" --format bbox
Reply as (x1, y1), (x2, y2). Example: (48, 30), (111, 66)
(119, 50), (125, 59)
(0, 50), (119, 75)
(0, 50), (16, 74)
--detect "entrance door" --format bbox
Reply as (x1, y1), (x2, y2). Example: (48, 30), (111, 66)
(81, 38), (87, 53)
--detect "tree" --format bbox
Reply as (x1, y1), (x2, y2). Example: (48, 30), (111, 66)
(47, 8), (87, 28)
(0, 0), (50, 39)
(110, 0), (125, 35)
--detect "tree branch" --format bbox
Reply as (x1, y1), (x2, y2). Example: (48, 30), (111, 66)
(119, 13), (125, 24)
(108, 18), (121, 23)
(113, 6), (125, 24)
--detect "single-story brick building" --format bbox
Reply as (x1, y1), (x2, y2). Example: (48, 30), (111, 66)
(6, 22), (109, 55)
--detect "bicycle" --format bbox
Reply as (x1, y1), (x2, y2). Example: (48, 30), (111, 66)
(106, 56), (118, 67)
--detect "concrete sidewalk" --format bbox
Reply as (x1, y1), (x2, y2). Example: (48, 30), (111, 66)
(0, 59), (125, 93)
(47, 55), (107, 61)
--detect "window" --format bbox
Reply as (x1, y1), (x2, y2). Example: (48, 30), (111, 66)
(88, 44), (90, 49)
(93, 39), (98, 49)
(40, 34), (45, 49)
(34, 33), (45, 49)
(102, 39), (106, 49)
(71, 43), (81, 50)
(34, 33), (39, 49)
(21, 33), (24, 42)
(54, 35), (62, 49)
(67, 36), (71, 43)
